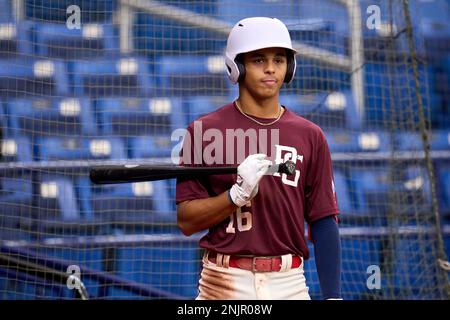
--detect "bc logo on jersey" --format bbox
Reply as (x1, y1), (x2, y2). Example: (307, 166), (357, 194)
(273, 144), (302, 187)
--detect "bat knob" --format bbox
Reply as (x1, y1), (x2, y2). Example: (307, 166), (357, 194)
(279, 161), (296, 175)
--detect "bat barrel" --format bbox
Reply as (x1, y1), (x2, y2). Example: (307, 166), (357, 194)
(89, 165), (238, 184)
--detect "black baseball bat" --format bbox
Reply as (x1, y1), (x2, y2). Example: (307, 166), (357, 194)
(89, 161), (296, 185)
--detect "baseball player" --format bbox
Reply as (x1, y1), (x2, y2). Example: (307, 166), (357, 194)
(176, 17), (342, 300)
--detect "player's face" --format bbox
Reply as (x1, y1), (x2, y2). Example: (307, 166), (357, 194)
(241, 47), (287, 100)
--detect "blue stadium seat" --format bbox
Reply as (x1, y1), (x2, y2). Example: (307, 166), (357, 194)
(285, 18), (345, 55)
(166, 179), (177, 212)
(350, 164), (431, 221)
(445, 232), (450, 267)
(0, 21), (33, 57)
(410, 0), (450, 37)
(349, 166), (391, 218)
(0, 103), (6, 136)
(217, 0), (300, 23)
(291, 58), (350, 93)
(333, 169), (352, 215)
(33, 247), (103, 299)
(1, 136), (32, 162)
(6, 97), (97, 138)
(185, 95), (230, 124)
(129, 135), (174, 159)
(35, 174), (80, 221)
(134, 13), (225, 54)
(296, 0), (349, 35)
(38, 247), (103, 272)
(38, 137), (126, 161)
(71, 56), (153, 97)
(281, 90), (360, 130)
(340, 238), (382, 300)
(364, 63), (441, 128)
(433, 54), (450, 128)
(155, 55), (230, 96)
(358, 0), (420, 61)
(437, 166), (450, 215)
(396, 130), (450, 151)
(25, 0), (116, 23)
(325, 130), (390, 153)
(77, 178), (173, 223)
(364, 63), (391, 122)
(0, 136), (33, 229)
(391, 237), (443, 299)
(117, 244), (199, 298)
(97, 97), (185, 136)
(158, 0), (217, 15)
(401, 165), (432, 214)
(0, 58), (69, 97)
(0, 0), (12, 22)
(31, 21), (118, 59)
(0, 175), (33, 229)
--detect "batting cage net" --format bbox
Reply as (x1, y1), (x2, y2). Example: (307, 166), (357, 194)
(0, 0), (449, 300)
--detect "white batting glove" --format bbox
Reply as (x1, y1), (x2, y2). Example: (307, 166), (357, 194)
(229, 154), (273, 207)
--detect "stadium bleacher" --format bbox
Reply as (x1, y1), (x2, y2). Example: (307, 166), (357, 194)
(184, 95), (230, 124)
(24, 0), (117, 24)
(38, 137), (126, 161)
(0, 137), (33, 229)
(0, 21), (33, 58)
(0, 175), (33, 229)
(134, 12), (224, 55)
(35, 173), (80, 221)
(97, 97), (185, 136)
(31, 21), (119, 59)
(128, 135), (173, 159)
(155, 54), (230, 96)
(340, 238), (382, 300)
(0, 58), (69, 97)
(396, 130), (450, 151)
(281, 90), (360, 130)
(116, 244), (199, 298)
(437, 165), (450, 217)
(70, 56), (153, 97)
(333, 169), (352, 215)
(77, 178), (173, 223)
(6, 97), (97, 139)
(217, 0), (299, 24)
(326, 130), (390, 153)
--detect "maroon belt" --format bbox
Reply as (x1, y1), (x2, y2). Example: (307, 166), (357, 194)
(208, 252), (302, 272)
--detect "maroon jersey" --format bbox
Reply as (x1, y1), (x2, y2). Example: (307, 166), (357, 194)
(176, 102), (339, 259)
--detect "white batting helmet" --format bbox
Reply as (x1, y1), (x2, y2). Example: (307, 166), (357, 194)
(225, 17), (297, 84)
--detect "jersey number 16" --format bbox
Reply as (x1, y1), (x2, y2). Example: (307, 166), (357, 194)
(226, 202), (253, 233)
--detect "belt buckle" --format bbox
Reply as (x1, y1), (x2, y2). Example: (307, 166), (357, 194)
(252, 256), (272, 272)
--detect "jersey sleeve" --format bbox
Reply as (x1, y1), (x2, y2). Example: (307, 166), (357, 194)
(304, 129), (340, 223)
(175, 124), (210, 204)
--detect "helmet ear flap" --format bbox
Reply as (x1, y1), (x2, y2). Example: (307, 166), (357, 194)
(225, 55), (241, 84)
(284, 50), (296, 84)
(235, 54), (246, 83)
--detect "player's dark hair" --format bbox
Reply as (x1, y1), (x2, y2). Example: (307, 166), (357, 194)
(235, 49), (296, 84)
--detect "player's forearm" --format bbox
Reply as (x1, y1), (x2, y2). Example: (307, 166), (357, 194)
(177, 191), (238, 236)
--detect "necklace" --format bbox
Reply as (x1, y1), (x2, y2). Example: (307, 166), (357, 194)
(234, 100), (283, 126)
